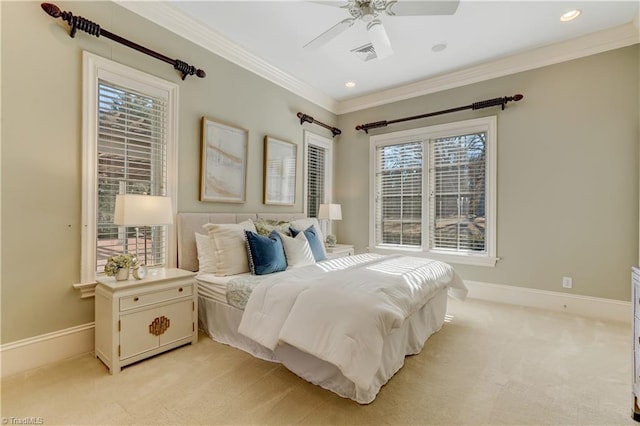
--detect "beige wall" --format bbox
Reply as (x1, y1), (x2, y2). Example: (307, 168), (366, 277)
(1, 1), (638, 345)
(336, 45), (639, 301)
(0, 1), (336, 344)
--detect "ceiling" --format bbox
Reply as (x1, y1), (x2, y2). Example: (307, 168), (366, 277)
(119, 1), (639, 113)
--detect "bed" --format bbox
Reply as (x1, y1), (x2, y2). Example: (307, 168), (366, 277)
(177, 212), (467, 404)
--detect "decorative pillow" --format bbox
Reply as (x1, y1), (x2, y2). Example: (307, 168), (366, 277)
(244, 230), (287, 275)
(290, 225), (327, 262)
(254, 219), (291, 237)
(195, 232), (216, 274)
(203, 220), (256, 276)
(278, 231), (315, 268)
(290, 218), (325, 243)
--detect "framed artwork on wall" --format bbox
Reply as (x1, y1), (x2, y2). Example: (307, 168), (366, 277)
(263, 136), (297, 205)
(200, 117), (248, 203)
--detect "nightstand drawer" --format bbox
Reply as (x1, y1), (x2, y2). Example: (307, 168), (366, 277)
(120, 285), (193, 311)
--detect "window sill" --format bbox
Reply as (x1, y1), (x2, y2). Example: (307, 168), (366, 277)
(370, 246), (498, 267)
(73, 281), (97, 298)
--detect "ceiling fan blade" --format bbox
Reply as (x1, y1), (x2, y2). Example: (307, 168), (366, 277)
(304, 18), (355, 49)
(308, 1), (350, 7)
(367, 20), (393, 59)
(386, 0), (460, 16)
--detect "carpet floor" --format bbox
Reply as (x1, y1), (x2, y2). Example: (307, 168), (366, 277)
(1, 298), (634, 425)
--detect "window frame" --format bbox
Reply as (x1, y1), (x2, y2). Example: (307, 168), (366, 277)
(369, 116), (497, 267)
(81, 52), (178, 284)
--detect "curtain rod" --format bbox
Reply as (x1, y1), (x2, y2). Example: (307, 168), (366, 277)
(40, 3), (206, 81)
(297, 112), (342, 138)
(355, 94), (524, 133)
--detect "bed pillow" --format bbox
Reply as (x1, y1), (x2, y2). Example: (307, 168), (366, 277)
(290, 218), (325, 243)
(253, 219), (291, 237)
(203, 220), (256, 276)
(290, 225), (327, 262)
(195, 232), (216, 274)
(278, 231), (315, 268)
(244, 230), (287, 275)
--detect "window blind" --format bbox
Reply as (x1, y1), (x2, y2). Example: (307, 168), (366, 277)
(429, 132), (486, 253)
(307, 144), (326, 218)
(375, 142), (423, 247)
(96, 79), (169, 271)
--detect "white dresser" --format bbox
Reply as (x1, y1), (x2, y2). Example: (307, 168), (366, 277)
(95, 268), (198, 374)
(633, 267), (640, 421)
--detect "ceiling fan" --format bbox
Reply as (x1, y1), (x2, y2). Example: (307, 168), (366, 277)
(304, 0), (460, 59)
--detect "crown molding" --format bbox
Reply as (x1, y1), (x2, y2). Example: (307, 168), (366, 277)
(336, 22), (640, 114)
(115, 1), (638, 116)
(115, 1), (338, 113)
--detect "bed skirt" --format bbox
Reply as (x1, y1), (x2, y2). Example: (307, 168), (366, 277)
(198, 288), (448, 404)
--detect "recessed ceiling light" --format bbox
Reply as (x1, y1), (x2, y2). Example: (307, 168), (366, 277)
(432, 43), (447, 53)
(560, 9), (581, 22)
(345, 81), (356, 88)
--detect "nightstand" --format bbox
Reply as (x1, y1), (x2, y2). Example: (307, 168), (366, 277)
(94, 268), (197, 374)
(325, 244), (355, 259)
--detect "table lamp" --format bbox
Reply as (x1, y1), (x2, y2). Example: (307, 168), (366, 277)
(318, 203), (342, 247)
(113, 194), (173, 267)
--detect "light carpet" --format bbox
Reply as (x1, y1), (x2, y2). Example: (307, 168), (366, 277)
(1, 298), (634, 425)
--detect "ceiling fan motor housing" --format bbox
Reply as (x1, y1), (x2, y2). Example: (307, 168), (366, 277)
(348, 0), (388, 21)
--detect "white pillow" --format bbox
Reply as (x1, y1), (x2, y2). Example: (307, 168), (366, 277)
(278, 231), (315, 268)
(290, 218), (325, 243)
(203, 220), (256, 276)
(195, 232), (216, 274)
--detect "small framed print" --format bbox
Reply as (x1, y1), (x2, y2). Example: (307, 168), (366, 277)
(200, 117), (248, 203)
(263, 136), (297, 205)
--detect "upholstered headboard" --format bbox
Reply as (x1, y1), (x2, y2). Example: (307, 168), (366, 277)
(176, 212), (308, 272)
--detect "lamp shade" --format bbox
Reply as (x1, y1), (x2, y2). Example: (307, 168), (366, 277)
(113, 194), (173, 226)
(318, 204), (342, 221)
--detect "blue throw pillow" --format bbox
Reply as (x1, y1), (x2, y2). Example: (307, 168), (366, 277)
(244, 230), (287, 275)
(290, 225), (327, 262)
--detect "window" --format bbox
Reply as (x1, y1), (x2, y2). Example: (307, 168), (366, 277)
(81, 52), (178, 283)
(375, 141), (423, 247)
(370, 116), (497, 267)
(304, 131), (333, 218)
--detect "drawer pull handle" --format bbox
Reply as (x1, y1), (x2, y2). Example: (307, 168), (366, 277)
(149, 316), (170, 336)
(133, 297), (139, 302)
(178, 287), (183, 292)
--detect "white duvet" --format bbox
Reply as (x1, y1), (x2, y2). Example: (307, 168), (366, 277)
(238, 253), (467, 393)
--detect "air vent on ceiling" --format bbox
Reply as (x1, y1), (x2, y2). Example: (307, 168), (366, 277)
(351, 43), (378, 62)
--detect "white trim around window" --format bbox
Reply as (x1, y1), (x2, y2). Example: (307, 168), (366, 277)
(80, 52), (178, 284)
(369, 116), (498, 267)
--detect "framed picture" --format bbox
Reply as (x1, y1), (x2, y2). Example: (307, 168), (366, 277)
(263, 136), (297, 205)
(200, 117), (248, 203)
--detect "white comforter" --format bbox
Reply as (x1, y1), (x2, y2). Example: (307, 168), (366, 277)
(238, 253), (467, 393)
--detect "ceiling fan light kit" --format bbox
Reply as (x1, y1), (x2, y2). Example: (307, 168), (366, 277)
(305, 0), (460, 59)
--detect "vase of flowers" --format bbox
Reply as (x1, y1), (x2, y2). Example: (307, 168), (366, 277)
(104, 254), (138, 281)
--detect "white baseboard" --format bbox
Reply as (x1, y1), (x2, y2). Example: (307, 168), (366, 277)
(465, 281), (630, 323)
(0, 323), (95, 378)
